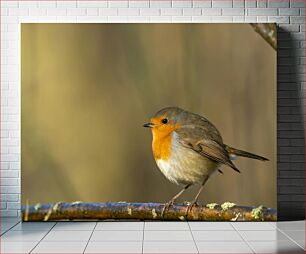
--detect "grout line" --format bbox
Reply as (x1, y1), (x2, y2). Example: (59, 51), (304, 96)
(0, 220), (21, 236)
(141, 221), (145, 254)
(230, 222), (256, 254)
(187, 221), (199, 254)
(83, 221), (97, 254)
(29, 221), (57, 254)
(276, 227), (305, 251)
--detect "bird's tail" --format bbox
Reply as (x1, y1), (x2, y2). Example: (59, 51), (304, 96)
(224, 145), (269, 161)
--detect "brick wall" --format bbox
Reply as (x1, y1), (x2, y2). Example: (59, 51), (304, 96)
(0, 0), (305, 220)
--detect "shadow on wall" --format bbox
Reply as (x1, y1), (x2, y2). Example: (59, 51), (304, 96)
(277, 28), (305, 220)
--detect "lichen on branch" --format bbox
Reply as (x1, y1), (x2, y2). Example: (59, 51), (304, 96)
(22, 202), (277, 221)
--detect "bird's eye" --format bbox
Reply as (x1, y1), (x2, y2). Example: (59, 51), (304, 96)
(161, 118), (168, 124)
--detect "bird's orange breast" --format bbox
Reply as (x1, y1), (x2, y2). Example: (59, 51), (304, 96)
(151, 119), (181, 161)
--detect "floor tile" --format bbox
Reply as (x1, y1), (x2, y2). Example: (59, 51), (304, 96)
(145, 221), (189, 230)
(53, 222), (96, 230)
(282, 230), (305, 241)
(249, 240), (304, 253)
(32, 241), (87, 253)
(143, 241), (198, 253)
(189, 222), (234, 231)
(90, 230), (143, 241)
(232, 222), (275, 230)
(239, 230), (290, 241)
(85, 241), (142, 253)
(42, 230), (92, 242)
(12, 222), (55, 231)
(0, 241), (37, 253)
(0, 230), (47, 242)
(96, 221), (143, 231)
(275, 221), (305, 231)
(197, 241), (253, 253)
(0, 217), (21, 224)
(192, 230), (243, 241)
(144, 230), (193, 241)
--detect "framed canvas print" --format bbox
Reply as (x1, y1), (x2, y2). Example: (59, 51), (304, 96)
(21, 23), (276, 221)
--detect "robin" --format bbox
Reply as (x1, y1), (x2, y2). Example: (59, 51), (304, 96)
(143, 107), (268, 216)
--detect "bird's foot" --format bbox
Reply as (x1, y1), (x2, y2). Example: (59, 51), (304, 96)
(184, 201), (200, 219)
(161, 200), (174, 218)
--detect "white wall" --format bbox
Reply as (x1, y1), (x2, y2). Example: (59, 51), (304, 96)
(1, 0), (305, 217)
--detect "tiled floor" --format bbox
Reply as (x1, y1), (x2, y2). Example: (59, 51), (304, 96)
(0, 218), (304, 253)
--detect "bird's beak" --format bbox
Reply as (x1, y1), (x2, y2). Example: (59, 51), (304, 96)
(143, 122), (154, 128)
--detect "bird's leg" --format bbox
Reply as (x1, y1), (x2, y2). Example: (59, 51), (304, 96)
(185, 175), (210, 218)
(161, 184), (191, 217)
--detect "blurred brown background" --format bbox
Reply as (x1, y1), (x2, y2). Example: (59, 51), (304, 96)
(21, 24), (276, 208)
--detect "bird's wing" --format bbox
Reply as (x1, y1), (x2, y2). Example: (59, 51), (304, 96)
(175, 127), (240, 173)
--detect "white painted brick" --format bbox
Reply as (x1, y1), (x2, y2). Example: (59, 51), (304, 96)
(161, 8), (183, 16)
(244, 16), (257, 22)
(300, 8), (305, 15)
(1, 154), (19, 162)
(7, 202), (21, 210)
(57, 1), (77, 8)
(1, 186), (20, 193)
(47, 8), (67, 16)
(1, 123), (19, 131)
(1, 202), (7, 209)
(222, 8), (245, 15)
(150, 0), (172, 8)
(245, 0), (256, 7)
(257, 16), (268, 22)
(1, 210), (18, 217)
(1, 8), (9, 16)
(290, 16), (305, 23)
(29, 8), (47, 16)
(212, 0), (232, 7)
(8, 147), (20, 154)
(1, 178), (18, 186)
(9, 162), (20, 170)
(268, 0), (290, 7)
(172, 0), (192, 7)
(211, 16), (233, 22)
(300, 25), (305, 32)
(99, 8), (118, 16)
(279, 8), (300, 15)
(1, 138), (19, 146)
(107, 16), (129, 22)
(268, 16), (290, 23)
(1, 131), (9, 138)
(202, 8), (221, 15)
(56, 16), (77, 22)
(172, 16), (193, 22)
(77, 1), (108, 8)
(192, 16), (211, 22)
(8, 8), (29, 16)
(1, 163), (10, 170)
(108, 0), (129, 8)
(140, 8), (160, 16)
(1, 170), (19, 178)
(1, 147), (9, 154)
(38, 1), (57, 8)
(247, 8), (277, 15)
(127, 16), (150, 22)
(149, 16), (172, 22)
(233, 0), (244, 7)
(257, 0), (267, 8)
(183, 8), (202, 16)
(193, 0), (211, 7)
(279, 24), (300, 32)
(290, 0), (305, 7)
(86, 8), (99, 16)
(67, 8), (87, 16)
(76, 15), (107, 22)
(2, 17), (19, 24)
(9, 131), (20, 138)
(1, 1), (18, 8)
(129, 0), (150, 7)
(118, 8), (140, 16)
(7, 115), (20, 122)
(19, 1), (38, 8)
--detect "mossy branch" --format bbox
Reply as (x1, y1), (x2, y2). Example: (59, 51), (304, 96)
(250, 23), (277, 50)
(22, 202), (276, 221)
